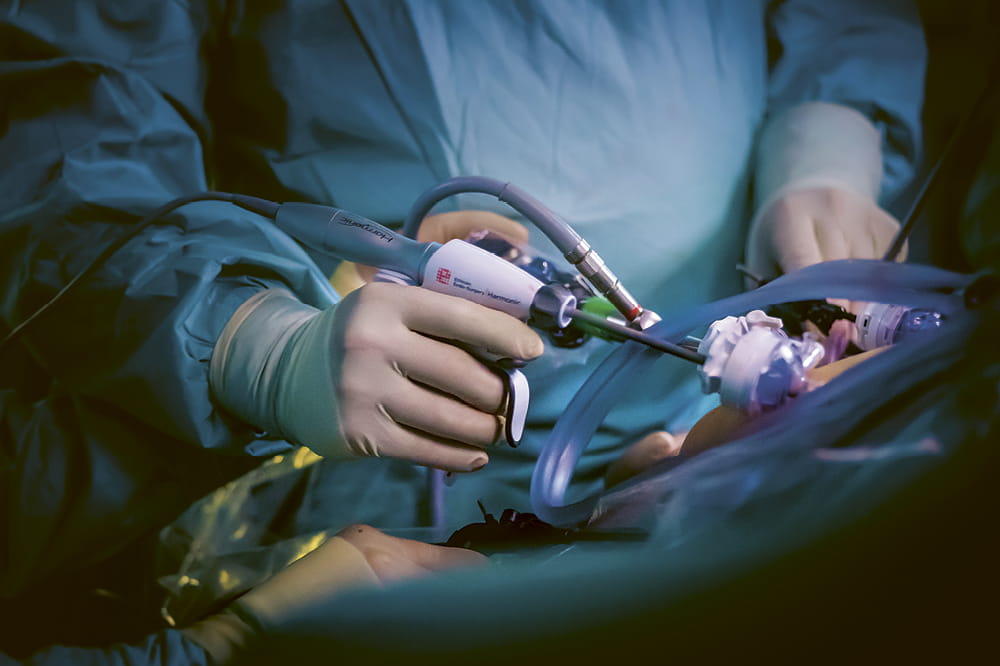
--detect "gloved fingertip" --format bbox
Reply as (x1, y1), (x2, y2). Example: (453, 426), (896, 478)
(778, 258), (808, 277)
(520, 331), (546, 360)
(470, 454), (489, 471)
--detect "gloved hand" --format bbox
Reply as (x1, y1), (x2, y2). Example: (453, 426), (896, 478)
(210, 283), (544, 471)
(182, 524), (487, 664)
(745, 185), (903, 283)
(746, 102), (905, 286)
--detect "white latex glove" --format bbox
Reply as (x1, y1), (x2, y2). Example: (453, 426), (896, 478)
(746, 102), (905, 285)
(182, 524), (486, 664)
(746, 185), (904, 282)
(210, 283), (544, 471)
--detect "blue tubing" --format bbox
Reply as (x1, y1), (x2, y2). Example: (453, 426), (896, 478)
(530, 259), (974, 526)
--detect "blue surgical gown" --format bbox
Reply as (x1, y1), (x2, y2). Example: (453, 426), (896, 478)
(0, 1), (924, 662)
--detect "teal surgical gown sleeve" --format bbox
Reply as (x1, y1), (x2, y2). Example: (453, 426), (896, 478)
(0, 1), (336, 653)
(766, 0), (925, 203)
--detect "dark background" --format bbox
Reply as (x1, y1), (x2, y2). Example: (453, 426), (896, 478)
(906, 1), (1000, 269)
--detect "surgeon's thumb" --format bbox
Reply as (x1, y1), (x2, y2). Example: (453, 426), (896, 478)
(489, 317), (545, 361)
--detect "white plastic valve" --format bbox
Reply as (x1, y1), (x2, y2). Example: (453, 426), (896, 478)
(698, 310), (824, 415)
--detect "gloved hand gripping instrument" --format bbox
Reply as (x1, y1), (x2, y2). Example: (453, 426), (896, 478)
(270, 201), (578, 446)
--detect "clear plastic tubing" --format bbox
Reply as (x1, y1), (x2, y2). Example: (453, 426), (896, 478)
(530, 259), (972, 526)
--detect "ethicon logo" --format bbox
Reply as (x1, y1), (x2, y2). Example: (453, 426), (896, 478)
(436, 267), (452, 285)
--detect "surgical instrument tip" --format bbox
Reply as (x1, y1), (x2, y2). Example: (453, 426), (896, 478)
(565, 307), (706, 364)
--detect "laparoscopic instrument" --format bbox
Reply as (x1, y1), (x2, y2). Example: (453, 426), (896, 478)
(0, 180), (699, 449)
(1, 176), (972, 532)
(0, 178), (952, 429)
(266, 177), (859, 424)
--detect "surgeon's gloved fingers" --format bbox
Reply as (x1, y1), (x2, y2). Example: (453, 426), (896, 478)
(747, 186), (906, 285)
(337, 408), (490, 471)
(766, 205), (848, 312)
(397, 286), (545, 362)
(811, 214), (852, 268)
(867, 204), (907, 262)
(335, 350), (501, 452)
(395, 434), (490, 472)
(834, 204), (901, 320)
(417, 209), (530, 245)
(759, 204), (825, 277)
(213, 283), (540, 468)
(396, 334), (508, 412)
(385, 380), (503, 449)
(746, 199), (794, 284)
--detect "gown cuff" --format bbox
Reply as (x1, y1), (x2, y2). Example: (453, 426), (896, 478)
(754, 101), (883, 214)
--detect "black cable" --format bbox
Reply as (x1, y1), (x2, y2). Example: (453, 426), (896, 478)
(883, 118), (962, 262)
(0, 191), (280, 353)
(565, 307), (706, 364)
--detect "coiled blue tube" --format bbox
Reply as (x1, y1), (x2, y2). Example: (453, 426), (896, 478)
(531, 260), (973, 526)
